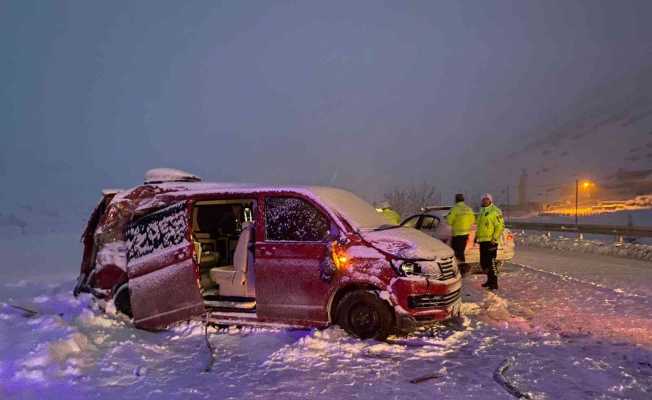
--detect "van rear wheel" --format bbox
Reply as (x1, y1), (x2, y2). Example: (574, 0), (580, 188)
(113, 283), (133, 318)
(336, 291), (394, 340)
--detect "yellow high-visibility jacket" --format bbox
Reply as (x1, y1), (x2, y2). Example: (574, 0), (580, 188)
(446, 201), (476, 236)
(476, 204), (505, 243)
(381, 208), (401, 225)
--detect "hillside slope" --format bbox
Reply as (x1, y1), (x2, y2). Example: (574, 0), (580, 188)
(488, 65), (652, 202)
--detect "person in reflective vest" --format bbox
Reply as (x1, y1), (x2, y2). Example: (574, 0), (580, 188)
(445, 194), (476, 275)
(376, 201), (401, 225)
(475, 193), (504, 290)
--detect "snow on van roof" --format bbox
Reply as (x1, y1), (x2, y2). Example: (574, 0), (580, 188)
(147, 181), (309, 198)
(101, 188), (123, 196)
(113, 181), (386, 231)
(144, 168), (201, 184)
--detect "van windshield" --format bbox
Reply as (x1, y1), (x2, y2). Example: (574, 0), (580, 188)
(310, 187), (394, 231)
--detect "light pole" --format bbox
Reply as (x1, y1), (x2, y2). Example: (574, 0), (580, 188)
(575, 180), (596, 237)
(504, 185), (510, 220)
(575, 179), (579, 229)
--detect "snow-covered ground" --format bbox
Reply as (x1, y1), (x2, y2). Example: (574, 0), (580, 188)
(2, 234), (652, 399)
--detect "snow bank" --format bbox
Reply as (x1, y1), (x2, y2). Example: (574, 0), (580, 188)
(515, 231), (652, 261)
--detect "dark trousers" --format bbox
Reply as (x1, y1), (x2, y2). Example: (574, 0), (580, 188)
(479, 241), (499, 287)
(451, 235), (468, 262)
(451, 235), (469, 275)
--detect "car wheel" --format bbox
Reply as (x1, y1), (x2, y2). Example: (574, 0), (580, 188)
(336, 290), (394, 340)
(113, 283), (133, 318)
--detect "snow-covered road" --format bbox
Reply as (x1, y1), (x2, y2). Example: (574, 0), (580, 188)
(1, 242), (652, 399)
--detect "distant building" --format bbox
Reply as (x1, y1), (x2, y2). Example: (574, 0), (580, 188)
(518, 169), (528, 206)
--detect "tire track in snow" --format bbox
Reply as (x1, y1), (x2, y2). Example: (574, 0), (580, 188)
(498, 262), (652, 348)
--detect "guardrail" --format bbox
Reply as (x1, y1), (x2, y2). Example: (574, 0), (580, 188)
(505, 221), (652, 241)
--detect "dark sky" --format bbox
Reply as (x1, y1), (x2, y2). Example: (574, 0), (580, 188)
(2, 0), (652, 209)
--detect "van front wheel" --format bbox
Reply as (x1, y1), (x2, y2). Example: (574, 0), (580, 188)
(336, 291), (394, 340)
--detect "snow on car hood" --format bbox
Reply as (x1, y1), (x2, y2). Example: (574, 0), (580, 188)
(361, 227), (454, 260)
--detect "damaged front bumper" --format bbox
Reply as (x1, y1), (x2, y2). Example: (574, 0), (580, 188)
(391, 275), (463, 334)
(396, 298), (462, 334)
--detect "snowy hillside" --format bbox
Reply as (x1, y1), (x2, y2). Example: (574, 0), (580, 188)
(0, 201), (89, 239)
(488, 65), (652, 201)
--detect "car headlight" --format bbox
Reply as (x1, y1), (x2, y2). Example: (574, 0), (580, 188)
(400, 261), (422, 275)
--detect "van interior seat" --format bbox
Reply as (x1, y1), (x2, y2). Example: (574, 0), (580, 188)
(210, 223), (252, 298)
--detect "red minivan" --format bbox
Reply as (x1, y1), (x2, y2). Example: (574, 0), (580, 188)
(75, 169), (462, 339)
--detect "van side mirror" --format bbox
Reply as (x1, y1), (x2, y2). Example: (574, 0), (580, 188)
(328, 226), (346, 244)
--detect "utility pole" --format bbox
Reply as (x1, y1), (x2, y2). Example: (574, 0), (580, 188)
(505, 185), (510, 220)
(575, 179), (579, 233)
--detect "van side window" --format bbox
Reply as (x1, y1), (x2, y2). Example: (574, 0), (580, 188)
(265, 197), (330, 242)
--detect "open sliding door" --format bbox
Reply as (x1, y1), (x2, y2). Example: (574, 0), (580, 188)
(126, 202), (205, 329)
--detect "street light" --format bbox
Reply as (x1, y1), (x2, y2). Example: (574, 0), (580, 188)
(575, 179), (579, 229)
(582, 180), (595, 199)
(575, 179), (596, 233)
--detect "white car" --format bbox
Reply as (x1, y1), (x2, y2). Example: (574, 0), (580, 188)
(401, 206), (515, 271)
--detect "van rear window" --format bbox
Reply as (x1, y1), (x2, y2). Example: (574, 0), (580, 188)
(265, 197), (329, 242)
(125, 202), (188, 260)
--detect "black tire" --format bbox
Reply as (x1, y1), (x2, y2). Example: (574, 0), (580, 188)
(336, 290), (394, 340)
(113, 283), (133, 318)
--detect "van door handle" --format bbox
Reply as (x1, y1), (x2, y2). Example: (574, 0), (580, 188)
(258, 246), (272, 256)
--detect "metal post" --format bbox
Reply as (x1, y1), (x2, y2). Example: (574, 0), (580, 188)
(575, 179), (579, 238)
(505, 185), (510, 219)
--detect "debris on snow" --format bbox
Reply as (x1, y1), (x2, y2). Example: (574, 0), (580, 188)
(493, 357), (533, 399)
(6, 304), (38, 318)
(409, 373), (440, 384)
(202, 322), (217, 373)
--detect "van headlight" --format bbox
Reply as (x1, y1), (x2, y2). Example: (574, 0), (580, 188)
(400, 262), (422, 275)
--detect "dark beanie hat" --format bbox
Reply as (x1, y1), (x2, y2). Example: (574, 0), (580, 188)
(455, 193), (464, 203)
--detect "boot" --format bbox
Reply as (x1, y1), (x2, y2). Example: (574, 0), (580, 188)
(486, 260), (499, 290)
